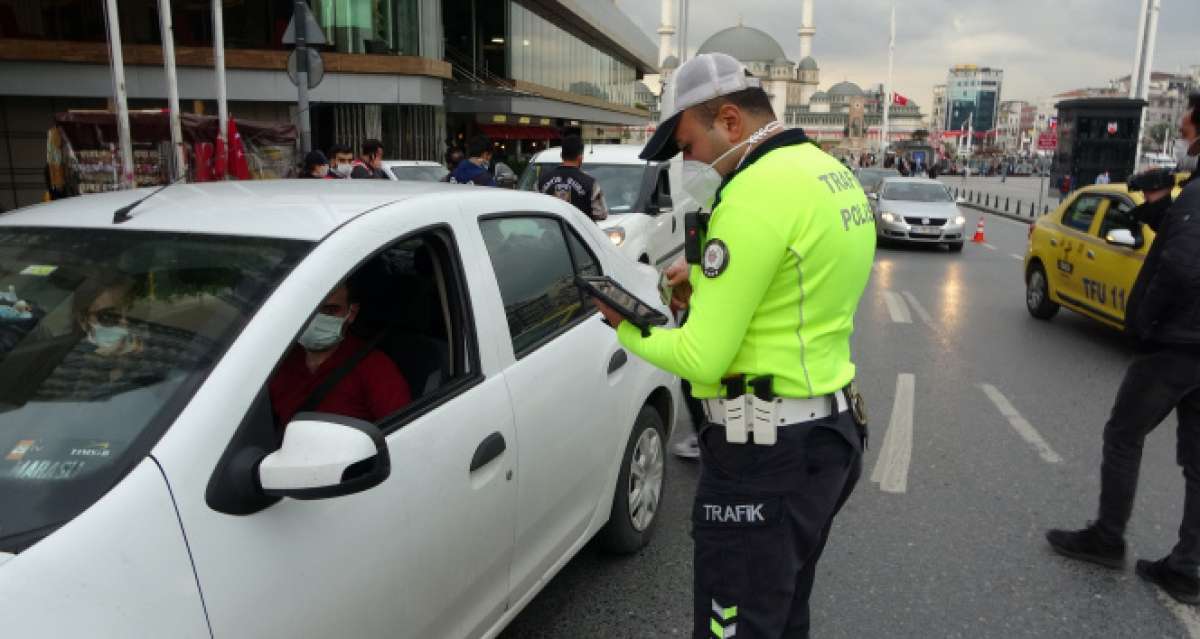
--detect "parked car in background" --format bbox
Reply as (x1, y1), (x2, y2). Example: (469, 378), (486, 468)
(382, 160), (448, 182)
(0, 180), (680, 639)
(519, 145), (691, 268)
(871, 177), (967, 252)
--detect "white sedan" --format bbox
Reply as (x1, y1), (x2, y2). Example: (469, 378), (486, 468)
(0, 181), (679, 638)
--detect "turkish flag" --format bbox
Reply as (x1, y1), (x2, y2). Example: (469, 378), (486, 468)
(227, 117), (251, 180)
(893, 92), (909, 106)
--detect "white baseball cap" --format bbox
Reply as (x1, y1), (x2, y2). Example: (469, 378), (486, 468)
(640, 52), (763, 161)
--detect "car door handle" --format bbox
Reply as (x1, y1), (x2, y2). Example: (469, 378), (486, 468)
(1086, 250), (1096, 259)
(608, 349), (628, 375)
(1049, 238), (1058, 247)
(470, 432), (506, 472)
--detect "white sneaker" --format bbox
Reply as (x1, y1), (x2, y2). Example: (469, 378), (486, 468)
(673, 433), (700, 460)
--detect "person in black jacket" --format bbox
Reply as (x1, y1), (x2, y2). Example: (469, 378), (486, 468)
(535, 135), (608, 221)
(1048, 92), (1200, 604)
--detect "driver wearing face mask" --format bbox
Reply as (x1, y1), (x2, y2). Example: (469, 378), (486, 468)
(268, 281), (410, 428)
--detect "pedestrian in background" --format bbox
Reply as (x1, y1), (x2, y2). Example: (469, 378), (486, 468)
(350, 139), (389, 180)
(1095, 171), (1111, 185)
(1048, 92), (1200, 605)
(329, 144), (354, 179)
(448, 135), (497, 186)
(536, 134), (608, 221)
(299, 150), (331, 179)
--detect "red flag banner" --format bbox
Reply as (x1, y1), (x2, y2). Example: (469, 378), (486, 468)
(893, 92), (909, 106)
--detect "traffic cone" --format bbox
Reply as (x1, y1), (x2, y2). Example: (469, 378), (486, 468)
(972, 217), (986, 243)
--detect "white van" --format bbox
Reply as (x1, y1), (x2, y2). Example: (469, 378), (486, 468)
(519, 144), (694, 268)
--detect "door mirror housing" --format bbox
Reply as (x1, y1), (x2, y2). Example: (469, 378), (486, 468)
(258, 414), (390, 500)
(867, 192), (879, 201)
(1105, 228), (1139, 248)
(651, 193), (673, 214)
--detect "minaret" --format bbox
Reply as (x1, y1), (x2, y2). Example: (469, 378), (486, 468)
(798, 0), (815, 60)
(657, 0), (676, 68)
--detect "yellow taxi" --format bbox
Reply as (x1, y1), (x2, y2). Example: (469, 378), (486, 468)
(1024, 183), (1174, 329)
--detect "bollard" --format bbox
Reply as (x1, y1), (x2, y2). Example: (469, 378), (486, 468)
(1043, 205), (1049, 215)
(1005, 197), (1010, 212)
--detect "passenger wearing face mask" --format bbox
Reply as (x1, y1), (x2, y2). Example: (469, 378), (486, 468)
(268, 281), (410, 428)
(590, 53), (875, 638)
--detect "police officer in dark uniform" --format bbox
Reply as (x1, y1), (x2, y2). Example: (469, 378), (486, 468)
(1048, 92), (1200, 604)
(536, 134), (608, 222)
(591, 53), (875, 638)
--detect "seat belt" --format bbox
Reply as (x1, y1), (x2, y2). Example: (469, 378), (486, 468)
(298, 332), (387, 414)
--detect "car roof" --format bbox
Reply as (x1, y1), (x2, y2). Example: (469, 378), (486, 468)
(529, 144), (655, 166)
(0, 180), (481, 241)
(858, 168), (900, 174)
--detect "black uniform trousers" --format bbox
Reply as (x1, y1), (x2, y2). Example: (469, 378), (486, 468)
(1097, 348), (1200, 575)
(692, 410), (862, 639)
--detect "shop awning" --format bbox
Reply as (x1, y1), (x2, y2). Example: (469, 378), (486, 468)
(480, 124), (560, 141)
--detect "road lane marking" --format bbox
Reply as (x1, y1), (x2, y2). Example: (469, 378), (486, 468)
(982, 242), (997, 250)
(871, 374), (914, 494)
(1010, 253), (1024, 261)
(901, 291), (934, 328)
(980, 384), (1062, 463)
(1157, 590), (1200, 639)
(882, 291), (912, 324)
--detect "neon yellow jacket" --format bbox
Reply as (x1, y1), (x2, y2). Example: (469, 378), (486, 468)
(617, 135), (875, 399)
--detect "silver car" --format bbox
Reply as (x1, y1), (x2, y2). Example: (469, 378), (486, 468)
(870, 177), (967, 252)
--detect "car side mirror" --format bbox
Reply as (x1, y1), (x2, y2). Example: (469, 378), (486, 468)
(649, 193), (673, 214)
(867, 193), (879, 201)
(258, 414), (390, 500)
(1105, 228), (1138, 248)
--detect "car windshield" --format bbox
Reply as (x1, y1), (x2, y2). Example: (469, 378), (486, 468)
(857, 170), (900, 192)
(388, 165), (447, 182)
(0, 228), (310, 552)
(881, 182), (952, 202)
(519, 163), (645, 213)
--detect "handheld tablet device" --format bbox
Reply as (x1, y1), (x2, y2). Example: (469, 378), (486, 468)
(576, 275), (670, 337)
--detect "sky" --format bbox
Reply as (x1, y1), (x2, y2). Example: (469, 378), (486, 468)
(613, 0), (1198, 108)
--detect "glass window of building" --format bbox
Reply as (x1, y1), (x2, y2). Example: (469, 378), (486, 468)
(314, 0), (421, 56)
(507, 2), (636, 108)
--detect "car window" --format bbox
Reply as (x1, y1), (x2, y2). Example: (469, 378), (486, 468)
(0, 228), (311, 552)
(521, 163), (645, 213)
(1062, 195), (1104, 232)
(481, 216), (596, 357)
(880, 182), (952, 202)
(388, 165), (447, 182)
(1098, 197), (1141, 239)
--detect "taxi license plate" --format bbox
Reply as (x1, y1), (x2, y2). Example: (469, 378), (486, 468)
(912, 226), (941, 235)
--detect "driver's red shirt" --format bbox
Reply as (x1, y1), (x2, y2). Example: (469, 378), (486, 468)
(269, 334), (411, 427)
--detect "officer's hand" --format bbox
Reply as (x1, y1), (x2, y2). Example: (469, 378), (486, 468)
(1145, 187), (1172, 203)
(592, 298), (624, 329)
(664, 256), (693, 311)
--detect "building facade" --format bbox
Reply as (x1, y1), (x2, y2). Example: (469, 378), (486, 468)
(0, 0), (655, 210)
(944, 65), (1003, 135)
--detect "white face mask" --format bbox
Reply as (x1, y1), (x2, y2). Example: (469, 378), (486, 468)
(88, 322), (130, 351)
(298, 312), (347, 352)
(681, 120), (784, 206)
(332, 164), (353, 178)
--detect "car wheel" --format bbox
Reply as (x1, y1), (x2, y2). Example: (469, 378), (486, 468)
(599, 405), (666, 554)
(949, 242), (964, 253)
(1026, 263), (1060, 320)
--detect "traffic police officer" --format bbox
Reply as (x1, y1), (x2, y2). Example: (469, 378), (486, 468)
(592, 53), (876, 638)
(536, 134), (609, 221)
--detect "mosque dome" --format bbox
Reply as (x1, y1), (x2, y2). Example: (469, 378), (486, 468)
(696, 25), (788, 63)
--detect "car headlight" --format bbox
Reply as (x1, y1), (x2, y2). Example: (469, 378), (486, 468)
(606, 227), (626, 246)
(880, 212), (897, 223)
(953, 215), (965, 226)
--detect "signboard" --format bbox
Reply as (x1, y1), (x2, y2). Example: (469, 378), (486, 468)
(282, 4), (327, 45)
(1038, 131), (1058, 150)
